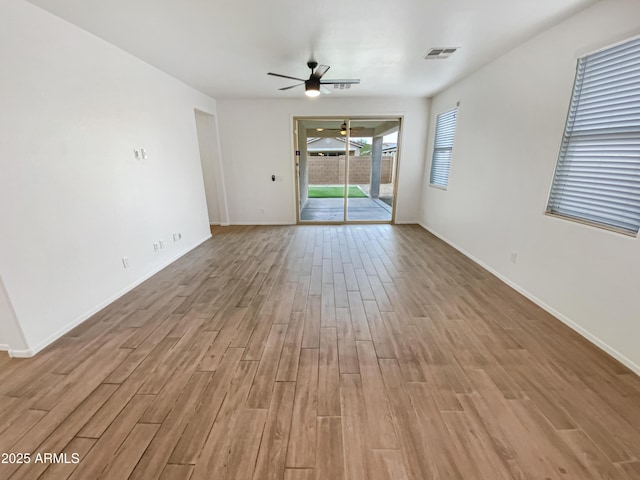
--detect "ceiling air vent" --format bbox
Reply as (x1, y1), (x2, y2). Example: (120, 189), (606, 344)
(424, 47), (458, 60)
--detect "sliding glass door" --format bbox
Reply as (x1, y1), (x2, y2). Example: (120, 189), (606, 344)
(296, 119), (346, 222)
(346, 119), (399, 221)
(295, 117), (400, 224)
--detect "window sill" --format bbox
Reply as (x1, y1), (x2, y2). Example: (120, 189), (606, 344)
(544, 211), (638, 238)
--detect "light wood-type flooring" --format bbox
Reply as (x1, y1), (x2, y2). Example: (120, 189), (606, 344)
(1, 224), (640, 480)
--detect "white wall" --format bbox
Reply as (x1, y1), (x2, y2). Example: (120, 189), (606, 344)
(0, 0), (216, 355)
(216, 97), (430, 224)
(420, 0), (640, 373)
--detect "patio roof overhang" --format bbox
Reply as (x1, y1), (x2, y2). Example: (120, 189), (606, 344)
(299, 119), (399, 139)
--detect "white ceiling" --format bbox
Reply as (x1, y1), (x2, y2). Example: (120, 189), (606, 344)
(26, 0), (599, 99)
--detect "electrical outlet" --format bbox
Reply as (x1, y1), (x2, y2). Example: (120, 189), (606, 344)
(173, 233), (178, 242)
(159, 240), (164, 250)
(141, 148), (147, 159)
(153, 243), (159, 252)
(178, 233), (182, 240)
(510, 252), (518, 264)
(133, 149), (140, 160)
(122, 257), (129, 268)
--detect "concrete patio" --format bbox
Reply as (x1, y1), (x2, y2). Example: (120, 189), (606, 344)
(300, 197), (392, 222)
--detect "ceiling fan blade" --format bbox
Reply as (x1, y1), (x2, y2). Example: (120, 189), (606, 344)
(320, 86), (331, 95)
(320, 79), (360, 85)
(279, 83), (304, 91)
(311, 65), (330, 80)
(268, 72), (306, 82)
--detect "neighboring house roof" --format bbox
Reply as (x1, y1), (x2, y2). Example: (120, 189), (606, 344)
(382, 142), (397, 152)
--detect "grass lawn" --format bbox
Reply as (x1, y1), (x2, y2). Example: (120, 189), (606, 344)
(308, 185), (367, 198)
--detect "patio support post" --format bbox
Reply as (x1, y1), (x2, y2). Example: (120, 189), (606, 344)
(369, 135), (383, 199)
(298, 127), (309, 210)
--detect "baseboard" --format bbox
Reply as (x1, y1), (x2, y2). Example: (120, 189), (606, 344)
(418, 222), (640, 377)
(229, 221), (417, 226)
(230, 222), (295, 226)
(8, 234), (212, 358)
(0, 344), (9, 352)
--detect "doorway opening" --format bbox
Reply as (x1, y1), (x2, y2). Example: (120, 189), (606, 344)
(294, 117), (401, 223)
(194, 109), (229, 227)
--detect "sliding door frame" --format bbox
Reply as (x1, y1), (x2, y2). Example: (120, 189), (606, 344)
(293, 115), (403, 225)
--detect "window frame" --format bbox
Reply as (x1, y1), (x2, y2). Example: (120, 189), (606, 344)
(429, 107), (458, 189)
(545, 35), (640, 237)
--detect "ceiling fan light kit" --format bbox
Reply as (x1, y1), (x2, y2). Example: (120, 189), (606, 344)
(268, 60), (360, 97)
(305, 78), (321, 97)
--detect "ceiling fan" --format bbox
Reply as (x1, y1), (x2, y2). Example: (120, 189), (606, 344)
(268, 61), (360, 97)
(318, 122), (365, 136)
(339, 122), (364, 136)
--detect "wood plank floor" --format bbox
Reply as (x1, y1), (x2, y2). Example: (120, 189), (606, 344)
(1, 224), (640, 480)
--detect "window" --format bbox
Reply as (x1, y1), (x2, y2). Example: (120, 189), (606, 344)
(547, 36), (640, 235)
(429, 108), (458, 188)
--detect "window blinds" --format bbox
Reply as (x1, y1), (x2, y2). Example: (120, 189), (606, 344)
(429, 108), (458, 187)
(547, 36), (640, 235)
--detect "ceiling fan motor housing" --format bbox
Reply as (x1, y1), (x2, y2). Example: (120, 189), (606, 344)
(305, 78), (320, 92)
